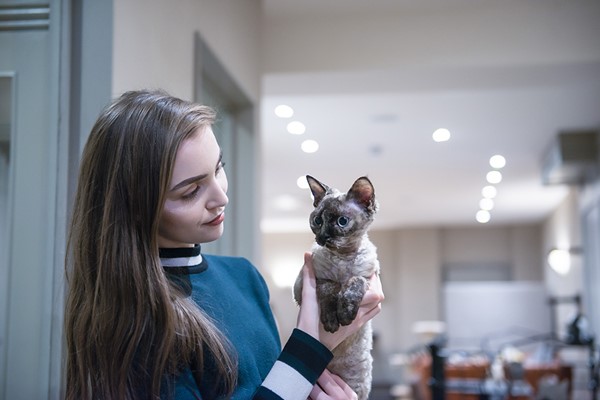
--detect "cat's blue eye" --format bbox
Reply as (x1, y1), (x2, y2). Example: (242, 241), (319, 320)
(337, 216), (349, 227)
(314, 216), (323, 226)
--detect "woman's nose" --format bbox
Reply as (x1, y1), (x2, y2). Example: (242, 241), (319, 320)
(206, 174), (229, 210)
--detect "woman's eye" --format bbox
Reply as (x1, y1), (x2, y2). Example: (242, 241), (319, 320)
(182, 185), (200, 200)
(314, 216), (323, 226)
(337, 216), (349, 227)
(216, 161), (226, 175)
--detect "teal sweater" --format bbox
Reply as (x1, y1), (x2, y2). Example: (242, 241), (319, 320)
(160, 247), (332, 400)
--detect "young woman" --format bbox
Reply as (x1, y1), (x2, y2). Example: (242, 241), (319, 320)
(64, 90), (384, 400)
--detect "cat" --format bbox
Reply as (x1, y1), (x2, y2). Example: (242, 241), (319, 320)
(293, 175), (380, 400)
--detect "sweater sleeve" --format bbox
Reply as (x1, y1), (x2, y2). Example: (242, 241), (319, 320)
(252, 329), (333, 400)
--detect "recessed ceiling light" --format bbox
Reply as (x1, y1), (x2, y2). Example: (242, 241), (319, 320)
(370, 113), (398, 124)
(479, 198), (494, 211)
(297, 176), (309, 189)
(486, 170), (502, 184)
(482, 185), (497, 199)
(287, 121), (306, 135)
(432, 128), (451, 142)
(301, 139), (319, 153)
(489, 154), (506, 169)
(274, 104), (294, 118)
(476, 210), (491, 223)
(369, 144), (383, 156)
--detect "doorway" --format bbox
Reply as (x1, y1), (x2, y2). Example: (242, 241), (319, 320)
(194, 33), (257, 261)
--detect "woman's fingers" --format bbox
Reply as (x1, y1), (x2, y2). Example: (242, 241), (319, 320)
(302, 253), (317, 294)
(309, 370), (357, 400)
(361, 273), (384, 314)
(296, 253), (320, 340)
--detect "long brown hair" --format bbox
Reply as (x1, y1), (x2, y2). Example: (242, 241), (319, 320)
(65, 90), (237, 399)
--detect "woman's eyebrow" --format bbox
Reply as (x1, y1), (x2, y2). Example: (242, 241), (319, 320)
(169, 149), (223, 192)
(169, 174), (207, 192)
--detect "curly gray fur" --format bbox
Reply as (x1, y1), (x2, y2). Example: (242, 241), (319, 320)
(293, 175), (380, 400)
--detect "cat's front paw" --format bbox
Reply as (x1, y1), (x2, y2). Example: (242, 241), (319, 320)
(338, 276), (367, 325)
(338, 300), (360, 326)
(322, 315), (340, 333)
(317, 280), (342, 332)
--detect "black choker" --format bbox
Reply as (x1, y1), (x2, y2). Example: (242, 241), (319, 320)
(160, 245), (208, 296)
(159, 245), (207, 274)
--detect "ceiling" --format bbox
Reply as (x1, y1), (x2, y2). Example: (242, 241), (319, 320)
(259, 0), (600, 233)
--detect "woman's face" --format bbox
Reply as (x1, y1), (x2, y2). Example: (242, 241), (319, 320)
(158, 126), (228, 248)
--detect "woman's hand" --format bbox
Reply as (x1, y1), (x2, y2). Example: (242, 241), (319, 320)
(296, 252), (384, 350)
(309, 369), (357, 400)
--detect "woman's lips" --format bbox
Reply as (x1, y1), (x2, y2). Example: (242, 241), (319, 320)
(206, 213), (225, 226)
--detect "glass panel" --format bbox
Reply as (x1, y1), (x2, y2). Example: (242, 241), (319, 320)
(0, 75), (12, 274)
(583, 206), (600, 337)
(0, 74), (12, 392)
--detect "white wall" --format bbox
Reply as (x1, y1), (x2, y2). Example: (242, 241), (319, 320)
(263, 0), (600, 74)
(264, 223), (544, 356)
(543, 189), (583, 294)
(390, 229), (442, 351)
(113, 0), (262, 101)
(444, 281), (551, 351)
(542, 189), (584, 337)
(442, 225), (543, 281)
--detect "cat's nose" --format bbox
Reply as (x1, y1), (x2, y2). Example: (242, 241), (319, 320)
(316, 235), (329, 246)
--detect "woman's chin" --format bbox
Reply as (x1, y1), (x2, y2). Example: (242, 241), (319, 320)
(200, 226), (224, 244)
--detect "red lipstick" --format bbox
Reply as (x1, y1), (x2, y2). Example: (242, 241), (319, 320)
(206, 213), (225, 226)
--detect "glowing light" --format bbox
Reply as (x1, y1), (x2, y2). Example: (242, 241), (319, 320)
(476, 210), (491, 223)
(301, 140), (319, 153)
(274, 104), (294, 118)
(547, 249), (571, 275)
(482, 185), (497, 199)
(432, 128), (451, 142)
(479, 198), (494, 211)
(287, 121), (306, 135)
(490, 155), (506, 169)
(297, 176), (309, 189)
(486, 170), (503, 184)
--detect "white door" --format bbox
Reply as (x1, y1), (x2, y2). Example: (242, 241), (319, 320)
(0, 2), (63, 399)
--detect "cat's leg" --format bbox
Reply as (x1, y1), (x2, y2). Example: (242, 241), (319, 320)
(316, 278), (342, 333)
(338, 276), (368, 326)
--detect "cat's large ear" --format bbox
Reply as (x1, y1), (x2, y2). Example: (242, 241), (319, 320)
(306, 175), (329, 207)
(347, 176), (377, 212)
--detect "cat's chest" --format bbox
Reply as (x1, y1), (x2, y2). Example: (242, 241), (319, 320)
(311, 240), (378, 281)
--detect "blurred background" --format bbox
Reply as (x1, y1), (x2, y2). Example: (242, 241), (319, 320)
(1, 0), (599, 399)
